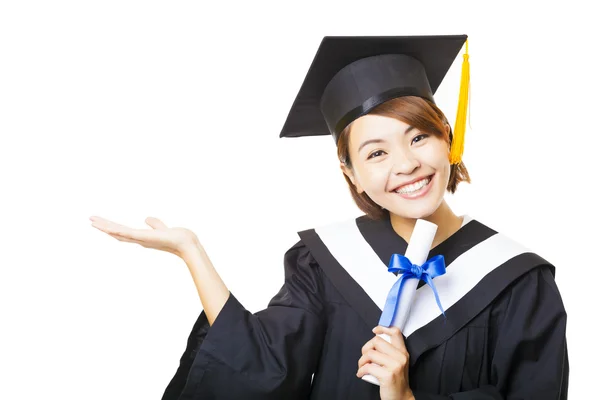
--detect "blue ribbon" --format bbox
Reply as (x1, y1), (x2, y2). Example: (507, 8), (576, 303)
(378, 254), (447, 327)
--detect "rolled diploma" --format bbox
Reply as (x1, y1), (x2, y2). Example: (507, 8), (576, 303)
(362, 218), (438, 386)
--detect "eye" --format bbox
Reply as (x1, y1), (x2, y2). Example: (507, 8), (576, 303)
(367, 150), (386, 159)
(411, 133), (429, 145)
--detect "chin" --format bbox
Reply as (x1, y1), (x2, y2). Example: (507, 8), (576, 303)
(385, 191), (445, 220)
(388, 204), (438, 220)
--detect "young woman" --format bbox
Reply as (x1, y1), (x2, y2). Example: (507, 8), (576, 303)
(90, 35), (569, 399)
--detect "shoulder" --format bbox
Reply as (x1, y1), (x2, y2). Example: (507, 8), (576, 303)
(284, 238), (317, 263)
(509, 263), (561, 295)
(287, 215), (367, 277)
(297, 215), (367, 236)
(281, 239), (321, 278)
(269, 239), (327, 307)
(467, 217), (559, 276)
(295, 214), (368, 249)
(495, 262), (567, 320)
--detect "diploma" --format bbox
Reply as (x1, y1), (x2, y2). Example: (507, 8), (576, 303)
(361, 218), (438, 386)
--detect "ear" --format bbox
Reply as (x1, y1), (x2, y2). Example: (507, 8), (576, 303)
(340, 162), (364, 194)
(445, 123), (452, 151)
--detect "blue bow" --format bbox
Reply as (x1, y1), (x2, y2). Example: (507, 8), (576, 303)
(378, 254), (447, 327)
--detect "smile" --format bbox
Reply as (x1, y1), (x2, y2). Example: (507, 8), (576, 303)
(392, 174), (434, 199)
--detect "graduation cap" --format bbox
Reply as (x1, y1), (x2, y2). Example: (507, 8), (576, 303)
(279, 35), (470, 164)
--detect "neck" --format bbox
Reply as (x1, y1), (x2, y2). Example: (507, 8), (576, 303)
(389, 200), (464, 249)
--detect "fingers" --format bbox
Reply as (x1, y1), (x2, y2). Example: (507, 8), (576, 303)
(373, 325), (406, 350)
(359, 338), (408, 369)
(90, 217), (154, 242)
(357, 348), (396, 369)
(89, 215), (183, 255)
(356, 361), (392, 383)
(90, 222), (140, 244)
(358, 327), (409, 375)
(361, 333), (399, 357)
(90, 216), (167, 236)
(357, 332), (411, 392)
(90, 217), (129, 235)
(105, 232), (142, 245)
(146, 217), (168, 230)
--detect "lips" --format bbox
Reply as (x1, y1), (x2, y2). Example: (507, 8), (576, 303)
(390, 174), (434, 193)
(392, 173), (435, 199)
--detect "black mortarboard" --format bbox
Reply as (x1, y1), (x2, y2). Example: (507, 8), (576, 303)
(279, 35), (470, 163)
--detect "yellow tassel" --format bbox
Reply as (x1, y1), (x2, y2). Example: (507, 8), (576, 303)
(449, 39), (470, 165)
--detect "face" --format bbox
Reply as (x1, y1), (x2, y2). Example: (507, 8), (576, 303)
(341, 114), (451, 220)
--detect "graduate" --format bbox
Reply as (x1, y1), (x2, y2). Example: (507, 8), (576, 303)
(90, 35), (569, 399)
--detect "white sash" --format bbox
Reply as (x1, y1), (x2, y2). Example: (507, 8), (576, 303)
(314, 217), (529, 337)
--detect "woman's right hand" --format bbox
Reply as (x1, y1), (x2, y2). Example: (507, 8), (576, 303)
(89, 216), (201, 258)
(90, 215), (230, 323)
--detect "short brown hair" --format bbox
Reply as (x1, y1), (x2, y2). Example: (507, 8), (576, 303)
(337, 96), (471, 220)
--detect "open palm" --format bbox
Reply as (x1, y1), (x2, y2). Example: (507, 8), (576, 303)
(89, 216), (200, 257)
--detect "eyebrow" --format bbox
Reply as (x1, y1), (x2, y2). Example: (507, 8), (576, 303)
(357, 125), (416, 153)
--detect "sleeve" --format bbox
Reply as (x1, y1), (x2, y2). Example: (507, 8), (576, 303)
(412, 266), (569, 400)
(161, 240), (326, 400)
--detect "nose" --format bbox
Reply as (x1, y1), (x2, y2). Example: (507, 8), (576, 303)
(391, 149), (420, 175)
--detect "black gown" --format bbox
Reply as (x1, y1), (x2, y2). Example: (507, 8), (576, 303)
(161, 215), (569, 400)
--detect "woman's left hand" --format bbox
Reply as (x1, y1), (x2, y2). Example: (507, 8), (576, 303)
(357, 326), (415, 400)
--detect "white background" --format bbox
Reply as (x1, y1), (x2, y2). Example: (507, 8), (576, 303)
(1, 1), (597, 398)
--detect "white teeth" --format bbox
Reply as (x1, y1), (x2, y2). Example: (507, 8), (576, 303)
(395, 177), (430, 194)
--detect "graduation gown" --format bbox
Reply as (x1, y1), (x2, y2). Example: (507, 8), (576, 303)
(161, 215), (569, 399)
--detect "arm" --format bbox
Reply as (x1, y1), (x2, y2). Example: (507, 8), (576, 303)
(180, 243), (230, 325)
(161, 240), (326, 400)
(412, 266), (569, 400)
